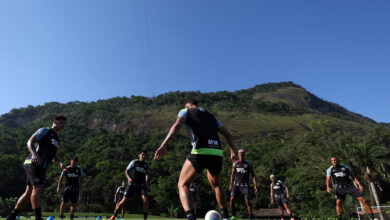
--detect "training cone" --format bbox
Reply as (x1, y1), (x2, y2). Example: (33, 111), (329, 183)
(47, 216), (54, 220)
(96, 216), (102, 220)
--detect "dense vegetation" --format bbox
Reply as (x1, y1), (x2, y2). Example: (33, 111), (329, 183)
(1, 82), (389, 219)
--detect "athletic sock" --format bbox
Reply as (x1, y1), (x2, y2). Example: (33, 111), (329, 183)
(7, 209), (21, 220)
(369, 214), (375, 219)
(70, 214), (74, 220)
(337, 215), (342, 220)
(185, 210), (195, 220)
(113, 209), (119, 217)
(221, 208), (229, 219)
(59, 215), (64, 219)
(34, 208), (42, 220)
(144, 213), (148, 220)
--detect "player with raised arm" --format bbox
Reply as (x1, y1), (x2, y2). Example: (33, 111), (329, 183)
(110, 151), (150, 220)
(326, 156), (375, 220)
(7, 115), (67, 220)
(270, 175), (294, 220)
(154, 99), (237, 220)
(57, 156), (83, 220)
(229, 149), (258, 220)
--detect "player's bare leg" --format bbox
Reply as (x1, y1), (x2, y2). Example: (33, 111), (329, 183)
(207, 170), (230, 219)
(336, 199), (343, 220)
(59, 202), (67, 219)
(278, 205), (284, 219)
(6, 186), (33, 220)
(230, 196), (236, 218)
(177, 160), (197, 219)
(31, 184), (44, 220)
(142, 195), (149, 220)
(70, 203), (76, 220)
(244, 199), (254, 219)
(110, 197), (128, 220)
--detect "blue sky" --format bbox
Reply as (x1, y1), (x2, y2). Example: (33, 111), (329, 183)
(0, 0), (389, 122)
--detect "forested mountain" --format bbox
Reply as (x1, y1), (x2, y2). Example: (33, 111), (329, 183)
(1, 81), (389, 218)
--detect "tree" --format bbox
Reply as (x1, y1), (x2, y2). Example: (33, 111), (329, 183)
(336, 143), (390, 220)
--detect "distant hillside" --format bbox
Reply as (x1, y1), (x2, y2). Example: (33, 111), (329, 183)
(1, 81), (388, 218)
(0, 81), (377, 137)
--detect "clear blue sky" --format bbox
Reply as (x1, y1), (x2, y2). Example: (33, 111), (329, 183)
(1, 0), (389, 122)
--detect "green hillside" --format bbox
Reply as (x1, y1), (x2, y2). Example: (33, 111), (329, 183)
(1, 81), (389, 219)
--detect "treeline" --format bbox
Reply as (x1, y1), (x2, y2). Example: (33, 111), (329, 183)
(1, 82), (390, 218)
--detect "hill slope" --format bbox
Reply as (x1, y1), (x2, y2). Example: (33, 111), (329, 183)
(0, 81), (388, 218)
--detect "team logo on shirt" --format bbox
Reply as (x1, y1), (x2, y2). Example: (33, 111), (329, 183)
(236, 168), (247, 173)
(208, 139), (219, 146)
(67, 173), (79, 178)
(136, 166), (147, 173)
(334, 172), (347, 177)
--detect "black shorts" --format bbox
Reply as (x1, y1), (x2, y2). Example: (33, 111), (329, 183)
(275, 194), (287, 206)
(124, 184), (146, 198)
(62, 189), (79, 204)
(335, 185), (363, 200)
(231, 186), (250, 199)
(24, 163), (46, 186)
(187, 154), (222, 175)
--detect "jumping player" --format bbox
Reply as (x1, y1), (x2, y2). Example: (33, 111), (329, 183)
(7, 115), (67, 220)
(114, 181), (127, 220)
(326, 156), (375, 220)
(154, 99), (237, 220)
(270, 175), (294, 220)
(110, 151), (150, 220)
(57, 156), (83, 220)
(229, 149), (258, 220)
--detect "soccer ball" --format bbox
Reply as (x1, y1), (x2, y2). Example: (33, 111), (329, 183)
(205, 210), (222, 220)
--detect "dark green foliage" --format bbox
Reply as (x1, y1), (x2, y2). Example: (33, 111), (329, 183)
(0, 82), (389, 218)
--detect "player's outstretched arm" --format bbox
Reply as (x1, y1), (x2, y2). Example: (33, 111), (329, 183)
(270, 186), (274, 204)
(125, 168), (132, 184)
(217, 126), (237, 161)
(282, 183), (289, 198)
(154, 117), (185, 160)
(27, 136), (40, 165)
(350, 173), (364, 192)
(57, 175), (63, 194)
(229, 164), (235, 192)
(249, 165), (258, 193)
(53, 155), (66, 170)
(326, 176), (332, 193)
(114, 189), (119, 203)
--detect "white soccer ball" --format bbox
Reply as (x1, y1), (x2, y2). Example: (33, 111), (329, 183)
(205, 210), (222, 220)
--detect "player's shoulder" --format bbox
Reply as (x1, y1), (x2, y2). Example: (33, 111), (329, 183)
(277, 180), (283, 184)
(245, 160), (252, 165)
(33, 127), (50, 137)
(340, 164), (351, 170)
(327, 166), (334, 171)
